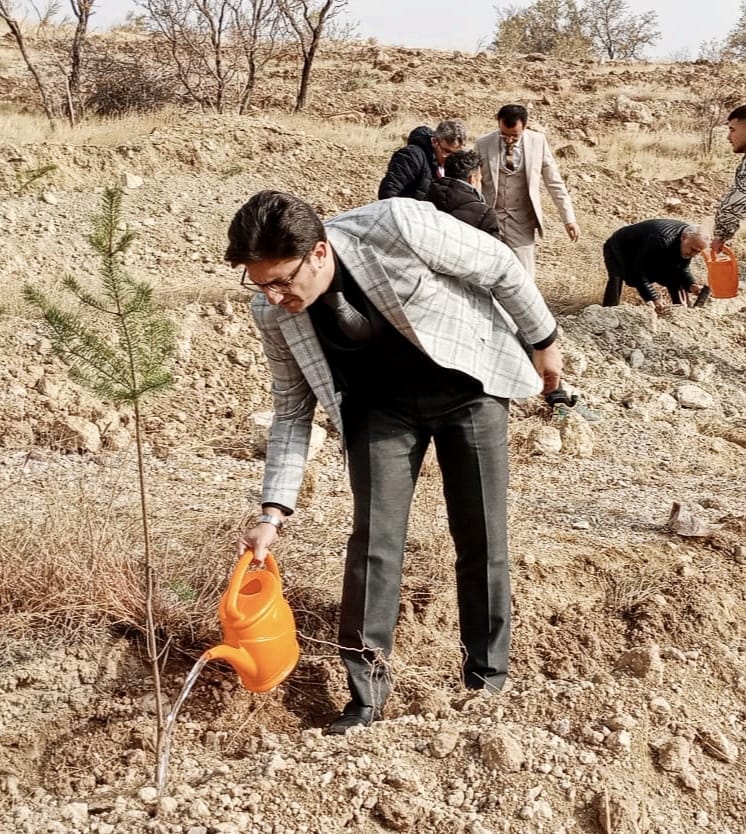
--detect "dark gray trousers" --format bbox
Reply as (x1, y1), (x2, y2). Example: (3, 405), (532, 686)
(338, 390), (511, 709)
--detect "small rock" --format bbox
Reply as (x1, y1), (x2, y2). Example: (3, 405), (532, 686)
(676, 384), (714, 410)
(649, 696), (671, 714)
(375, 792), (421, 831)
(559, 415), (594, 457)
(59, 803), (88, 825)
(480, 726), (525, 772)
(121, 172), (144, 189)
(580, 304), (620, 334)
(52, 416), (101, 453)
(668, 502), (710, 537)
(41, 191), (58, 205)
(605, 729), (631, 751)
(528, 425), (562, 455)
(628, 349), (645, 368)
(616, 644), (663, 677)
(159, 796), (179, 814)
(697, 727), (738, 763)
(430, 727), (460, 758)
(594, 789), (640, 834)
(138, 786), (158, 803)
(657, 736), (691, 773)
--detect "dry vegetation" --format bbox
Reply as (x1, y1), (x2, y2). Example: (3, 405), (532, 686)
(0, 27), (745, 834)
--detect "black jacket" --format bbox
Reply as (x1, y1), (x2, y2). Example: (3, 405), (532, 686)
(378, 126), (438, 200)
(426, 178), (500, 238)
(604, 219), (696, 303)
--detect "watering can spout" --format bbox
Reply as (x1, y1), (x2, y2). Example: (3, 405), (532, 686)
(205, 644), (258, 690)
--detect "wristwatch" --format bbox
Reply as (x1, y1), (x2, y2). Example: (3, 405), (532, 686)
(258, 513), (284, 531)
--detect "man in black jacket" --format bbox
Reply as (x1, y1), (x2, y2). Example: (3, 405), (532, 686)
(426, 149), (500, 236)
(602, 219), (709, 314)
(378, 120), (467, 200)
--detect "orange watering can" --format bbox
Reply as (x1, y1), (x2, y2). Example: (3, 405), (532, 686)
(702, 246), (739, 298)
(205, 551), (300, 692)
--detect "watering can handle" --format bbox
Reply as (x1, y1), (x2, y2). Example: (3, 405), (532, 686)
(703, 245), (734, 263)
(225, 550), (280, 618)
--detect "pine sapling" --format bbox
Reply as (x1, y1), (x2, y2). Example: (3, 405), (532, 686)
(23, 186), (176, 782)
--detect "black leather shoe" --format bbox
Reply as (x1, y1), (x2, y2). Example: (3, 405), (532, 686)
(325, 701), (382, 735)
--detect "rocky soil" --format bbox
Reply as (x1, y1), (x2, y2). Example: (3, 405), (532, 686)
(1, 39), (745, 834)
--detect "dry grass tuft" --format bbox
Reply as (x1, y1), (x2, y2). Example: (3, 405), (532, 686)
(0, 461), (239, 652)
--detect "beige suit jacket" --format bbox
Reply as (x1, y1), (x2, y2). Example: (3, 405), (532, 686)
(475, 127), (576, 237)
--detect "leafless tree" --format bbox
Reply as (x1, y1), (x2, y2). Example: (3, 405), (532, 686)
(582, 0), (659, 60)
(278, 0), (347, 112)
(229, 0), (284, 113)
(726, 0), (746, 60)
(0, 0), (56, 124)
(0, 0), (96, 125)
(137, 0), (282, 113)
(67, 0), (94, 121)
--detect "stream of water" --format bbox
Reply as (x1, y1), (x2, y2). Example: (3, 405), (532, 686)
(156, 653), (210, 795)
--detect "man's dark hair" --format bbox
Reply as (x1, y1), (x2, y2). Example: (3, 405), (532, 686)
(727, 104), (746, 121)
(496, 104), (528, 127)
(225, 190), (326, 267)
(444, 149), (482, 181)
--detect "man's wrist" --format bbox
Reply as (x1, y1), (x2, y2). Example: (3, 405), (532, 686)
(257, 512), (284, 531)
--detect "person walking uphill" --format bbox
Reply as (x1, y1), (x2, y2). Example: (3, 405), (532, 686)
(226, 191), (562, 734)
(378, 120), (467, 200)
(475, 104), (580, 279)
(601, 219), (709, 314)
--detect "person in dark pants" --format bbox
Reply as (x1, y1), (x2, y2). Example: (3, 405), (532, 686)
(226, 191), (562, 734)
(378, 120), (467, 200)
(602, 219), (709, 314)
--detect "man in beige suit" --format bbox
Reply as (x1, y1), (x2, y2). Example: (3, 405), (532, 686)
(475, 104), (580, 279)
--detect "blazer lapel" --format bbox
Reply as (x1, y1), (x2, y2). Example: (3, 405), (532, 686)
(276, 309), (342, 430)
(327, 227), (424, 349)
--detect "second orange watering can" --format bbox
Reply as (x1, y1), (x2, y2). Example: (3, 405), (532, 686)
(702, 246), (739, 299)
(205, 551), (300, 692)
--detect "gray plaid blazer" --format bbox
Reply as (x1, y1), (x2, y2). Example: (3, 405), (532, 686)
(252, 198), (557, 510)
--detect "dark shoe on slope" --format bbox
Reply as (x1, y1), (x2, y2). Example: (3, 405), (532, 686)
(325, 701), (383, 735)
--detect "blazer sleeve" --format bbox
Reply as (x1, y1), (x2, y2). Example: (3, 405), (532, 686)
(378, 146), (425, 199)
(540, 136), (577, 225)
(251, 300), (318, 512)
(387, 199), (556, 347)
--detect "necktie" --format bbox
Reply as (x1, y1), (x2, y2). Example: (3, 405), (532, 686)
(323, 291), (373, 341)
(505, 144), (515, 171)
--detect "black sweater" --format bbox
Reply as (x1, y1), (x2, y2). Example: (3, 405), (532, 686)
(604, 219), (696, 302)
(426, 178), (501, 239)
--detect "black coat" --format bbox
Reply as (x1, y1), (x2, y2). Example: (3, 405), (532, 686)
(604, 219), (696, 303)
(378, 126), (438, 200)
(426, 178), (500, 238)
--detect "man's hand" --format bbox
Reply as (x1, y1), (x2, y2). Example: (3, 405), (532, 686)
(653, 297), (671, 316)
(711, 237), (724, 255)
(532, 342), (563, 394)
(236, 511), (285, 566)
(565, 222), (580, 242)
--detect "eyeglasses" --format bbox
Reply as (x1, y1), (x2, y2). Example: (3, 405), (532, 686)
(240, 248), (311, 295)
(435, 139), (461, 157)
